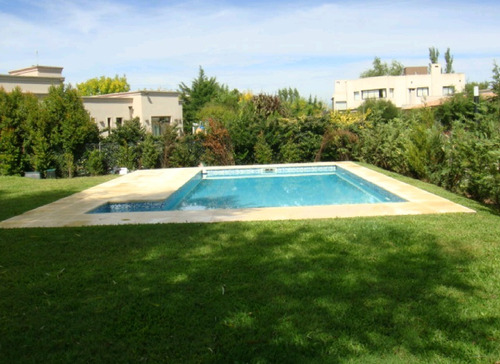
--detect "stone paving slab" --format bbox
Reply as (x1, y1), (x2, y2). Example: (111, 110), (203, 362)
(0, 162), (474, 228)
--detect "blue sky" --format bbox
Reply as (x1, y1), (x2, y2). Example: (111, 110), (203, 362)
(1, 0), (499, 103)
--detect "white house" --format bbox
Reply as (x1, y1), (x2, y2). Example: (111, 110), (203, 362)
(332, 64), (466, 111)
(82, 91), (183, 136)
(0, 65), (64, 95)
(0, 65), (183, 134)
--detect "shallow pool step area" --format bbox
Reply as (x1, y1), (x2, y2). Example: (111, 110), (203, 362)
(0, 162), (475, 228)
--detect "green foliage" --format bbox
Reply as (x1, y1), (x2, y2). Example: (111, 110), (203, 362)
(277, 87), (300, 103)
(464, 81), (490, 97)
(86, 149), (107, 176)
(117, 144), (137, 170)
(42, 85), (99, 175)
(492, 60), (500, 96)
(0, 85), (98, 177)
(444, 48), (454, 73)
(433, 94), (475, 129)
(196, 103), (237, 127)
(360, 57), (404, 78)
(29, 131), (53, 174)
(280, 139), (302, 163)
(358, 99), (399, 124)
(357, 118), (410, 174)
(76, 75), (130, 96)
(170, 134), (204, 167)
(429, 46), (440, 64)
(254, 132), (274, 164)
(105, 118), (146, 170)
(447, 118), (500, 204)
(179, 67), (223, 134)
(140, 134), (160, 169)
(0, 88), (38, 175)
(316, 127), (359, 162)
(107, 117), (146, 145)
(160, 124), (180, 168)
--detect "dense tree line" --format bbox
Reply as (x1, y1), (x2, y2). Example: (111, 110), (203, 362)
(0, 85), (99, 177)
(1, 64), (499, 208)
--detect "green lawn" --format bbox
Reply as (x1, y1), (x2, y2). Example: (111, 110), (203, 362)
(1, 168), (499, 363)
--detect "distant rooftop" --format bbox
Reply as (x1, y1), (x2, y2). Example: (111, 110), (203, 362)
(8, 65), (64, 78)
(403, 66), (428, 75)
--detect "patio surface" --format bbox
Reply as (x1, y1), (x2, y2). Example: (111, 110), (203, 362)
(0, 162), (475, 228)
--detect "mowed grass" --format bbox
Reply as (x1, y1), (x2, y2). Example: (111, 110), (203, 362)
(0, 168), (499, 363)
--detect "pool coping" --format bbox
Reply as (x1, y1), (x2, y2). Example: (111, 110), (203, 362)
(0, 162), (475, 228)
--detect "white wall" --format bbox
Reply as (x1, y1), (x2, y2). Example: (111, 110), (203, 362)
(332, 64), (466, 110)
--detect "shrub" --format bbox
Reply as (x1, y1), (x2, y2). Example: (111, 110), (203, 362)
(141, 135), (160, 169)
(254, 132), (273, 164)
(202, 119), (234, 166)
(86, 149), (106, 176)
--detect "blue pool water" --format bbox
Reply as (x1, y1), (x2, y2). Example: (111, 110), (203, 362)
(88, 166), (405, 214)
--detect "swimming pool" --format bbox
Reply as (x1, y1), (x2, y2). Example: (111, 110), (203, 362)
(89, 165), (405, 214)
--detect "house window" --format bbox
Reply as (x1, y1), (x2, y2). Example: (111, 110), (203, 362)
(152, 116), (171, 136)
(353, 91), (360, 101)
(417, 87), (429, 97)
(116, 117), (123, 127)
(443, 86), (454, 96)
(389, 88), (394, 98)
(362, 89), (386, 100)
(335, 101), (347, 111)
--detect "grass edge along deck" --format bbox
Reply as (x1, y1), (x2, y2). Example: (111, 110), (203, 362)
(0, 162), (475, 228)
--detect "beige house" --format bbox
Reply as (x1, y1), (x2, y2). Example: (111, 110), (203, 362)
(0, 65), (64, 95)
(83, 91), (183, 136)
(0, 65), (183, 135)
(332, 64), (465, 111)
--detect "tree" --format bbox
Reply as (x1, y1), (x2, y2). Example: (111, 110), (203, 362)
(254, 132), (273, 164)
(179, 67), (222, 134)
(77, 75), (130, 96)
(464, 81), (490, 97)
(160, 124), (179, 168)
(444, 48), (454, 73)
(0, 88), (39, 175)
(429, 47), (440, 64)
(360, 57), (404, 78)
(358, 99), (399, 124)
(141, 134), (160, 169)
(202, 118), (234, 166)
(492, 60), (500, 96)
(106, 118), (146, 170)
(42, 85), (99, 176)
(389, 60), (405, 76)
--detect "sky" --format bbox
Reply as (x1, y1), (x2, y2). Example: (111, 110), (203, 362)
(1, 0), (500, 103)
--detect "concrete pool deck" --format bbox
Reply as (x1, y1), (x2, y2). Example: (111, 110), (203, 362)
(0, 162), (475, 228)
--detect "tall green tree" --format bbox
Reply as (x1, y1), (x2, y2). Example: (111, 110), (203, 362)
(429, 47), (440, 64)
(444, 48), (454, 73)
(41, 85), (99, 176)
(77, 75), (130, 96)
(492, 60), (500, 96)
(0, 88), (39, 175)
(360, 57), (404, 78)
(179, 67), (222, 134)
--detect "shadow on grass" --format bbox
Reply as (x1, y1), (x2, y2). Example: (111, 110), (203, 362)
(0, 175), (115, 221)
(1, 219), (498, 363)
(0, 189), (83, 221)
